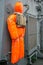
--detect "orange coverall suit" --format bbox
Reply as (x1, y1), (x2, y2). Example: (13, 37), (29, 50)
(7, 1), (25, 64)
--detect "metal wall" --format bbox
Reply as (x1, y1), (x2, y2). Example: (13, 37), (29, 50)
(0, 0), (5, 59)
(25, 15), (37, 55)
(0, 0), (16, 60)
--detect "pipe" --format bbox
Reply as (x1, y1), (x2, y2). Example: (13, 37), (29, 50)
(23, 4), (29, 14)
(37, 49), (43, 59)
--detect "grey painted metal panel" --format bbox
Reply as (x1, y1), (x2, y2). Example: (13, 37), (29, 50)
(28, 16), (37, 53)
(1, 0), (12, 59)
(25, 15), (37, 55)
(24, 21), (28, 55)
(0, 0), (5, 59)
(0, 0), (13, 60)
(5, 0), (17, 7)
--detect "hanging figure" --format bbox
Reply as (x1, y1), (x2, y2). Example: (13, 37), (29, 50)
(7, 1), (26, 64)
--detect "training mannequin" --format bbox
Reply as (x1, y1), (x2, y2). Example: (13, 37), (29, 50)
(7, 1), (26, 64)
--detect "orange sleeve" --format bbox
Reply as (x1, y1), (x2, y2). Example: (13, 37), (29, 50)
(7, 14), (19, 39)
(17, 27), (25, 37)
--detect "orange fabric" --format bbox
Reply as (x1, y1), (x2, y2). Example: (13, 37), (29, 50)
(7, 1), (26, 64)
(7, 14), (25, 64)
(7, 14), (18, 39)
(14, 1), (23, 13)
(11, 39), (19, 64)
(17, 27), (25, 37)
(19, 37), (24, 59)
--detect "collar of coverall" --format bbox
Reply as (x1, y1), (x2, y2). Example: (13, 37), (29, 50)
(14, 12), (23, 15)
